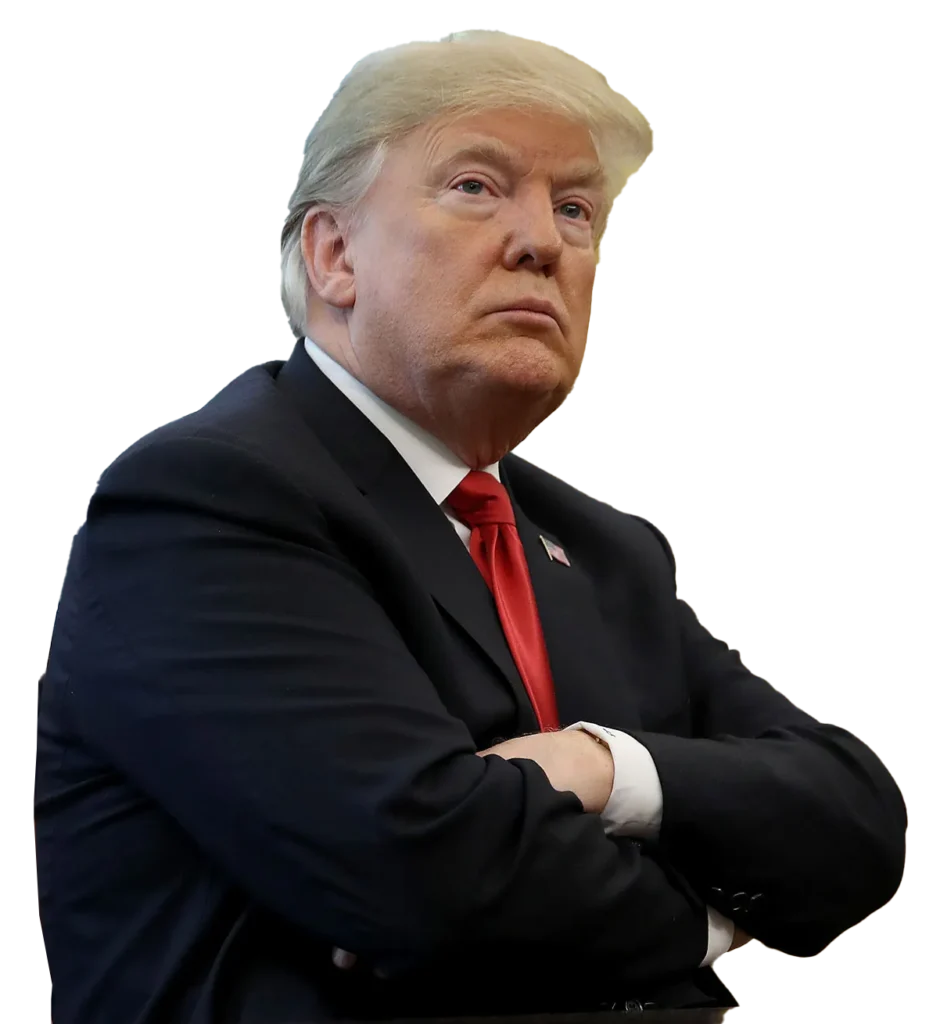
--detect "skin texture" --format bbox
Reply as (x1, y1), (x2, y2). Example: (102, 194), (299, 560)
(301, 106), (605, 468)
(476, 729), (614, 814)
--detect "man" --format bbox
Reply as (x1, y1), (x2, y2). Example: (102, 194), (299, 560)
(35, 29), (906, 1024)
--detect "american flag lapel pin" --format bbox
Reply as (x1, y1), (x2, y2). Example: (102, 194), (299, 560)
(539, 535), (571, 567)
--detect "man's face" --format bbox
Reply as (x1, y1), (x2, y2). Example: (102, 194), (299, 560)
(315, 107), (606, 464)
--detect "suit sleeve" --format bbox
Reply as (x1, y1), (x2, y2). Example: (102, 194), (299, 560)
(72, 433), (706, 992)
(628, 523), (907, 957)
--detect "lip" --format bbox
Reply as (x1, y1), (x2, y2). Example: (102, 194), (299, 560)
(496, 309), (558, 328)
(493, 298), (562, 326)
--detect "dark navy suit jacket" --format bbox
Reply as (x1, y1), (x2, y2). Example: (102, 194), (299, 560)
(35, 339), (906, 1023)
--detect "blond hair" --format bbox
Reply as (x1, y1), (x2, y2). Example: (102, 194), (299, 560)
(280, 29), (652, 337)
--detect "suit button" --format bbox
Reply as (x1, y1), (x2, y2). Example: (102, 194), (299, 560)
(623, 999), (644, 1012)
(730, 891), (750, 913)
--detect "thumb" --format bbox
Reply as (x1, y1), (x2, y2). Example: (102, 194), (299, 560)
(331, 947), (358, 969)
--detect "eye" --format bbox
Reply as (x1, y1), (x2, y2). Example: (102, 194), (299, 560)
(454, 181), (589, 223)
(560, 202), (590, 221)
(454, 179), (491, 196)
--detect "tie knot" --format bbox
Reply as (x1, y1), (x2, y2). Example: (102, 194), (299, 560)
(447, 470), (515, 527)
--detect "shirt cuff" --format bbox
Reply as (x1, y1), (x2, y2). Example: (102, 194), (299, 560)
(700, 905), (736, 967)
(562, 721), (663, 838)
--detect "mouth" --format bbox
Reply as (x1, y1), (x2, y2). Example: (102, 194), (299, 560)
(493, 308), (559, 328)
(490, 296), (562, 325)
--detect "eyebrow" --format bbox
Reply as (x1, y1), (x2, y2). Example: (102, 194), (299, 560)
(432, 139), (606, 191)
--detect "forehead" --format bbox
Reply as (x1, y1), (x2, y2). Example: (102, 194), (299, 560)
(407, 108), (604, 187)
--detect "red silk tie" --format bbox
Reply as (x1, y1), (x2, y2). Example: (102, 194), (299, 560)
(447, 471), (560, 732)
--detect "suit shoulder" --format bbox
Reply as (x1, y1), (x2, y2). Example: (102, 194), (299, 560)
(502, 452), (677, 575)
(95, 360), (292, 483)
(96, 424), (283, 505)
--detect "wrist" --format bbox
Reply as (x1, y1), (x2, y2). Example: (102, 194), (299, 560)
(571, 729), (614, 814)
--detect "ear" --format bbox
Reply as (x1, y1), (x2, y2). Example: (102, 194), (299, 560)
(301, 207), (356, 310)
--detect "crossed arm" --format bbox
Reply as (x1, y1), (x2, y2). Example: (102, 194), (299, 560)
(80, 435), (905, 995)
(334, 727), (751, 975)
(475, 730), (754, 951)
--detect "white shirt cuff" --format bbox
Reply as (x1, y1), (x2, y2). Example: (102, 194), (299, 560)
(700, 905), (735, 967)
(562, 721), (663, 838)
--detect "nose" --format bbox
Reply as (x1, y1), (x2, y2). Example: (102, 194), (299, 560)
(503, 192), (564, 270)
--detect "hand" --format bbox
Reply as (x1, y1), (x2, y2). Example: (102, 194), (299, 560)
(331, 947), (390, 978)
(729, 927), (753, 950)
(333, 732), (613, 976)
(477, 729), (614, 815)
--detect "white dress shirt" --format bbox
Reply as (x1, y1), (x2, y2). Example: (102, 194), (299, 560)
(304, 336), (733, 967)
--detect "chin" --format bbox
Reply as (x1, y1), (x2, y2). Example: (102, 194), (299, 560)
(442, 337), (571, 395)
(505, 370), (567, 396)
(503, 339), (569, 376)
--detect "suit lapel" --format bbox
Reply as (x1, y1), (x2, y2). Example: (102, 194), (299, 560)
(274, 339), (639, 733)
(364, 456), (539, 732)
(504, 466), (643, 731)
(274, 341), (538, 732)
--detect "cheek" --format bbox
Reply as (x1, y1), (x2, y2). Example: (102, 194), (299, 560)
(373, 216), (461, 306)
(569, 267), (595, 325)
(400, 242), (485, 328)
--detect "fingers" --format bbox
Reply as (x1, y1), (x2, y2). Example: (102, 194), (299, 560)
(331, 947), (389, 978)
(332, 947), (357, 969)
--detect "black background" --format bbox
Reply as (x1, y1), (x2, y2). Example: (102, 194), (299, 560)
(31, 19), (925, 1019)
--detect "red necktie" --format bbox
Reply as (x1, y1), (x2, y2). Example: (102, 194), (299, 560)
(447, 471), (560, 732)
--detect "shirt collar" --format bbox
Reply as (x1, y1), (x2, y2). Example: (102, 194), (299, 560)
(303, 337), (500, 506)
